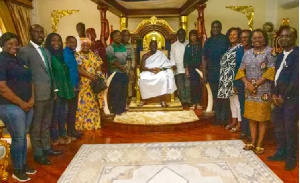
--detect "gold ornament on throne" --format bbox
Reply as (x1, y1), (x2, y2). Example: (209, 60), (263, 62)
(143, 31), (165, 50)
(226, 6), (254, 30)
(51, 10), (79, 32)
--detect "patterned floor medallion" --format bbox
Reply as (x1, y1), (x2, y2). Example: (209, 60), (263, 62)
(114, 111), (199, 125)
(58, 140), (282, 183)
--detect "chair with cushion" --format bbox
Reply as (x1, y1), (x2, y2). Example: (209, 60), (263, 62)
(0, 119), (9, 181)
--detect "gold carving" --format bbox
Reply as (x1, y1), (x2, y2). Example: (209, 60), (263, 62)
(143, 31), (165, 50)
(0, 140), (10, 181)
(120, 16), (128, 31)
(51, 10), (79, 32)
(226, 6), (254, 30)
(132, 16), (176, 34)
(179, 16), (188, 32)
(282, 18), (290, 26)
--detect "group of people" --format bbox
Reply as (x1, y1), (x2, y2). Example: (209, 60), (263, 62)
(0, 19), (298, 182)
(201, 21), (298, 171)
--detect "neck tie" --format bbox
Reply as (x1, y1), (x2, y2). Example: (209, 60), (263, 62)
(39, 47), (53, 89)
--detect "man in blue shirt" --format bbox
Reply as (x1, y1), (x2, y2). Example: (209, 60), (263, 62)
(202, 20), (230, 125)
(63, 36), (82, 138)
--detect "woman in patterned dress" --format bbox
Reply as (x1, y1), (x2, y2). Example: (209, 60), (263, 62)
(235, 29), (275, 155)
(75, 38), (104, 130)
(217, 27), (242, 128)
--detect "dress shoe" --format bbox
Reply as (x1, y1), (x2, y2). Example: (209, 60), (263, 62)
(285, 158), (297, 171)
(68, 130), (82, 139)
(267, 153), (286, 162)
(43, 149), (63, 156)
(34, 156), (51, 165)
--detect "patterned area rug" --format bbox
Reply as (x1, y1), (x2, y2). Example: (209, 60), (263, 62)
(58, 140), (282, 183)
(113, 111), (199, 125)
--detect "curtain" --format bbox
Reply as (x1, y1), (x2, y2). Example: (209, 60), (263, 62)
(5, 0), (31, 46)
(0, 0), (16, 34)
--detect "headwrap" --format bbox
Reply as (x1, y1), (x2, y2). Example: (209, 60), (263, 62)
(80, 37), (91, 45)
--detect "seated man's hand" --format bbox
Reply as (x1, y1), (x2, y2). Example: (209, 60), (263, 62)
(171, 65), (177, 71)
(152, 68), (160, 74)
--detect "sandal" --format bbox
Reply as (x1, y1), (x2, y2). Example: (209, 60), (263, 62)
(254, 147), (265, 155)
(196, 104), (202, 109)
(160, 101), (168, 108)
(243, 143), (255, 150)
(189, 104), (196, 110)
(230, 127), (240, 133)
(225, 124), (234, 130)
(138, 101), (146, 107)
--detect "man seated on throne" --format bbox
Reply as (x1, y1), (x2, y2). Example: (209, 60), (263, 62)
(139, 40), (177, 107)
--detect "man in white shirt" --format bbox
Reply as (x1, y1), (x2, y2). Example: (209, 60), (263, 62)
(170, 28), (191, 108)
(76, 22), (86, 52)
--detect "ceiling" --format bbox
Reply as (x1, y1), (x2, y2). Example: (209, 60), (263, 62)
(92, 0), (207, 17)
(116, 0), (187, 9)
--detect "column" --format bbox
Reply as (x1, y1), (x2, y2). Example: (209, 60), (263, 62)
(97, 3), (109, 47)
(196, 3), (207, 47)
(120, 16), (128, 31)
(179, 16), (188, 32)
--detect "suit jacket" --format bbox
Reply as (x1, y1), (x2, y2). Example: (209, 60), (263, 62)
(17, 43), (56, 101)
(271, 47), (299, 105)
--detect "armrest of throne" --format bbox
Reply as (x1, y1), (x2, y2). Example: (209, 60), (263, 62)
(0, 119), (9, 181)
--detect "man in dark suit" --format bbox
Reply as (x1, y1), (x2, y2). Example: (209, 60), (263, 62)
(268, 26), (299, 171)
(17, 24), (62, 165)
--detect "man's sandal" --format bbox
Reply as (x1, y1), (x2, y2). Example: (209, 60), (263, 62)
(254, 147), (265, 155)
(138, 101), (146, 107)
(160, 101), (168, 108)
(243, 143), (255, 150)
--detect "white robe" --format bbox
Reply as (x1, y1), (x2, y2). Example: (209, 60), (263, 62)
(139, 50), (177, 99)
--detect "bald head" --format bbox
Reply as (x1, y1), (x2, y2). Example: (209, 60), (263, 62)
(30, 24), (44, 45)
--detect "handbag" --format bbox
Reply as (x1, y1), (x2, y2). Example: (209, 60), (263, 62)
(90, 76), (107, 94)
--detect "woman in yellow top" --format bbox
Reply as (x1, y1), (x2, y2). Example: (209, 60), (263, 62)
(235, 29), (275, 155)
(75, 38), (104, 130)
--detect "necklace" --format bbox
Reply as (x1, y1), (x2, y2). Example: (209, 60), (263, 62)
(253, 47), (265, 55)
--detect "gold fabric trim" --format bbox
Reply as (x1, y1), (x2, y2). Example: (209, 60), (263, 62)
(262, 67), (275, 81)
(244, 100), (271, 122)
(235, 69), (246, 80)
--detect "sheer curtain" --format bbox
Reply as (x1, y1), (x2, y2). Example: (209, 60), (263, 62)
(5, 1), (31, 46)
